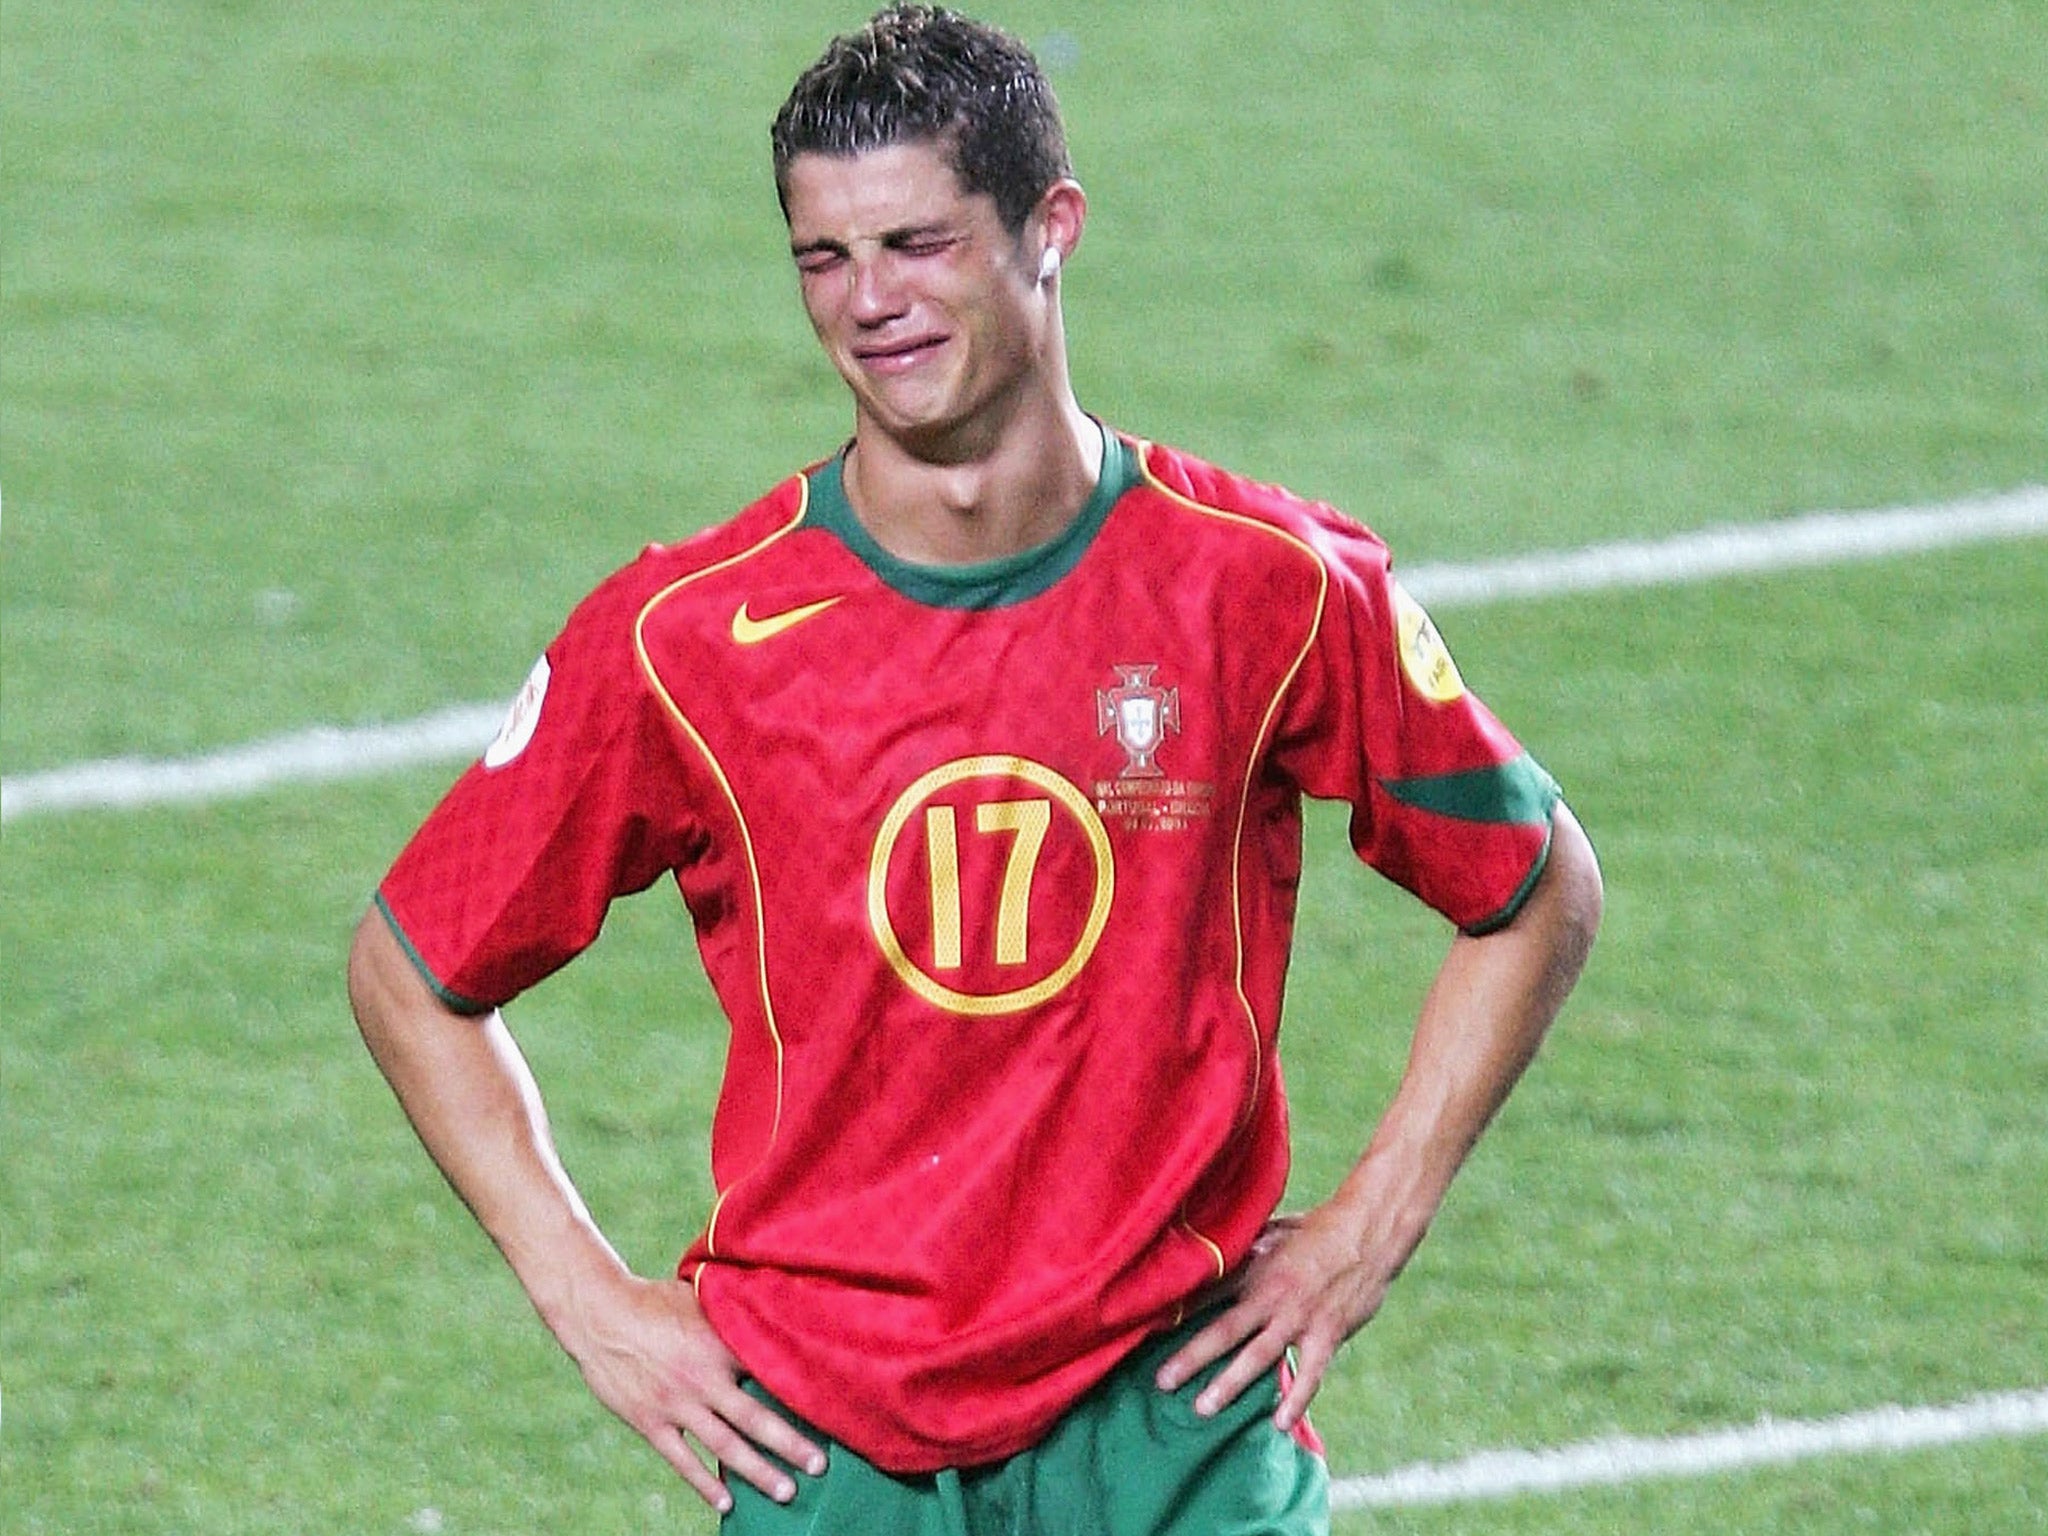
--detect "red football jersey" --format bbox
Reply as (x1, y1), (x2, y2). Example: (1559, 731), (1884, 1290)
(377, 428), (1559, 1471)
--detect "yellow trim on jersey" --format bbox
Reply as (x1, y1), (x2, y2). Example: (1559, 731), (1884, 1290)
(1178, 1217), (1229, 1282)
(632, 478), (812, 1258)
(1135, 446), (1331, 1272)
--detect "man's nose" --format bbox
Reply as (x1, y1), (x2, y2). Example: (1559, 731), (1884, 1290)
(848, 250), (908, 325)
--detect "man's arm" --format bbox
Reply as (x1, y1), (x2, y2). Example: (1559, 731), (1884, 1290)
(1155, 801), (1604, 1425)
(345, 910), (825, 1513)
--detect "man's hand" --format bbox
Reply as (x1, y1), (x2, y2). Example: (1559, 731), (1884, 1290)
(563, 1272), (827, 1515)
(1153, 1209), (1389, 1432)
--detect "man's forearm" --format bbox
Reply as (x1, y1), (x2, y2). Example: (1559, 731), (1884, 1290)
(345, 910), (631, 1337)
(345, 907), (826, 1511)
(1329, 799), (1604, 1281)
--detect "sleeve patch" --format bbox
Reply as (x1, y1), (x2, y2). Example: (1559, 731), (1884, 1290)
(1393, 583), (1466, 703)
(483, 655), (552, 770)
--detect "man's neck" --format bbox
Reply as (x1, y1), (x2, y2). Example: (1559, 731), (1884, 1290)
(842, 398), (1105, 566)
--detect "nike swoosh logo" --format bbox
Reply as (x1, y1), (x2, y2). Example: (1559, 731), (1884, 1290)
(730, 595), (844, 645)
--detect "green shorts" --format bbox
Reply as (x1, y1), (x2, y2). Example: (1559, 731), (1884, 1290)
(724, 1315), (1329, 1536)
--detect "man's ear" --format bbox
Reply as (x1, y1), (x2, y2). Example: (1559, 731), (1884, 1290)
(1032, 178), (1087, 279)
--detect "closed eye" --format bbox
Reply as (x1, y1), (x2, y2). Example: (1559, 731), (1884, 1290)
(790, 228), (963, 276)
(889, 231), (959, 258)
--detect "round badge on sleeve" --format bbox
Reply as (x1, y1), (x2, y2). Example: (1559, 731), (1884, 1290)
(484, 656), (551, 769)
(1393, 583), (1467, 704)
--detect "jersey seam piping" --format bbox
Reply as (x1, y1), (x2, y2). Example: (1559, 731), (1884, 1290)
(1134, 444), (1331, 1273)
(631, 478), (810, 1258)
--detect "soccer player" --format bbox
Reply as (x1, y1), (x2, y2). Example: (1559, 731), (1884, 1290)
(347, 6), (1603, 1531)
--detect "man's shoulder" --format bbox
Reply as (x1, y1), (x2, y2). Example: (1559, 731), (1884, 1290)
(1126, 436), (1391, 574)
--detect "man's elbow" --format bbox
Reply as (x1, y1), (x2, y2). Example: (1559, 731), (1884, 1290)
(1542, 801), (1603, 969)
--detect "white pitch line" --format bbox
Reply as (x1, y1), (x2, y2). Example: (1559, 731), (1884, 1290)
(1398, 482), (2048, 607)
(0, 703), (507, 822)
(4, 485), (2044, 824)
(1330, 1387), (2048, 1510)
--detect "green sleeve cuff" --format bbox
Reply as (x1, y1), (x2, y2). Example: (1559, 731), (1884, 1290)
(372, 893), (495, 1015)
(1458, 812), (1556, 937)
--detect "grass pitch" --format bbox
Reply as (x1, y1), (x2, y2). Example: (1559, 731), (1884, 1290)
(4, 3), (2045, 1533)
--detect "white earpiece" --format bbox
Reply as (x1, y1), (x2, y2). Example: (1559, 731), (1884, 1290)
(1037, 245), (1062, 283)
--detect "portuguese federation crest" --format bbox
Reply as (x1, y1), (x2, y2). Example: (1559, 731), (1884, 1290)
(1097, 664), (1180, 778)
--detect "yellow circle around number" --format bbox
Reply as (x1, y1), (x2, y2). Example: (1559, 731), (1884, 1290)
(867, 755), (1115, 1017)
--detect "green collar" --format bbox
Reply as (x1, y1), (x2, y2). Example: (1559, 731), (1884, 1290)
(803, 424), (1138, 609)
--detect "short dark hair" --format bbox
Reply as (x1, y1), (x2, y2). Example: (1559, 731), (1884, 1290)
(771, 5), (1071, 235)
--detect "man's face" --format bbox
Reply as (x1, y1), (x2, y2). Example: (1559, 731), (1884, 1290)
(782, 140), (1049, 455)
